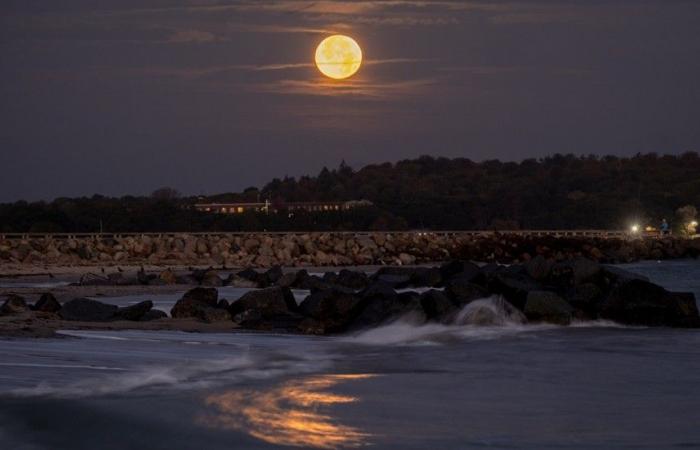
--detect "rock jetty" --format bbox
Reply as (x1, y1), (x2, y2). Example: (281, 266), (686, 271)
(1, 232), (699, 268)
(2, 257), (697, 337)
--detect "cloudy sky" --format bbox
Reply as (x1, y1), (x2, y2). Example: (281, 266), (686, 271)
(2, 0), (699, 201)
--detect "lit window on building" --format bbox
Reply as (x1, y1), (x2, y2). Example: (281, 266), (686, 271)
(237, 207), (244, 213)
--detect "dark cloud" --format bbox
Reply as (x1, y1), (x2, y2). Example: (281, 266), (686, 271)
(1, 0), (700, 201)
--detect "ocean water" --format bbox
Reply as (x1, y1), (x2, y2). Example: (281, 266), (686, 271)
(1, 260), (700, 449)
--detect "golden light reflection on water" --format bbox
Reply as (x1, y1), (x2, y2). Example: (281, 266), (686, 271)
(198, 374), (376, 449)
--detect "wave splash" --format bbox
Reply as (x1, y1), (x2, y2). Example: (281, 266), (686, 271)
(346, 296), (630, 346)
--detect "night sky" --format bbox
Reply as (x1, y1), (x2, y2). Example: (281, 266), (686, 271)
(2, 0), (699, 201)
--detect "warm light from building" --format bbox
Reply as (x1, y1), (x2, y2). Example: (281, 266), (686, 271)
(630, 224), (640, 233)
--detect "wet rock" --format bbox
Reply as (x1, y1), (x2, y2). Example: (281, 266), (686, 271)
(1, 294), (29, 315)
(566, 283), (603, 317)
(59, 298), (118, 322)
(236, 268), (262, 285)
(140, 309), (167, 321)
(261, 266), (284, 285)
(335, 269), (370, 290)
(298, 288), (364, 333)
(488, 271), (542, 310)
(34, 293), (61, 313)
(116, 301), (153, 321)
(171, 287), (219, 318)
(229, 286), (297, 329)
(550, 258), (601, 286)
(440, 260), (480, 282)
(420, 289), (455, 322)
(276, 271), (300, 288)
(600, 279), (699, 327)
(445, 279), (490, 306)
(350, 284), (419, 329)
(524, 291), (574, 325)
(523, 255), (553, 280)
(409, 267), (442, 288)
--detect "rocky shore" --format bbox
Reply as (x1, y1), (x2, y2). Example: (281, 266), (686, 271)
(2, 257), (698, 337)
(1, 232), (700, 269)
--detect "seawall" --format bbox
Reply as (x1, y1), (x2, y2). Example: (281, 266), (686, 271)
(1, 231), (698, 268)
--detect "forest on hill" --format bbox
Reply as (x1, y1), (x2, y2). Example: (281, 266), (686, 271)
(1, 153), (699, 233)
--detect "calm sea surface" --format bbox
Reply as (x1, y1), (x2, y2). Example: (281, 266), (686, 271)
(1, 260), (699, 449)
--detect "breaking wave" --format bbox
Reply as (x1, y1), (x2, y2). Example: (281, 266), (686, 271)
(345, 296), (635, 346)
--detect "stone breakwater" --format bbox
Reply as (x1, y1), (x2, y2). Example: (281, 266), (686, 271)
(1, 233), (699, 268)
(2, 257), (699, 336)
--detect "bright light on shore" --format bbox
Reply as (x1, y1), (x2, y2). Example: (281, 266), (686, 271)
(630, 224), (640, 233)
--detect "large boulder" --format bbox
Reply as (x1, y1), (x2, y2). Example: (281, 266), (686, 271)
(350, 284), (422, 330)
(1, 294), (29, 315)
(600, 279), (700, 327)
(159, 269), (178, 285)
(456, 297), (527, 326)
(445, 279), (489, 307)
(59, 298), (118, 322)
(335, 269), (370, 290)
(524, 291), (574, 325)
(171, 287), (219, 319)
(34, 293), (61, 313)
(420, 289), (456, 322)
(488, 271), (542, 310)
(549, 258), (601, 287)
(229, 287), (299, 329)
(116, 301), (154, 321)
(298, 288), (364, 333)
(409, 267), (443, 288)
(440, 260), (480, 282)
(523, 255), (554, 281)
(565, 283), (603, 318)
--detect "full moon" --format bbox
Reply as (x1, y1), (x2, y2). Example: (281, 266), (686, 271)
(315, 35), (362, 80)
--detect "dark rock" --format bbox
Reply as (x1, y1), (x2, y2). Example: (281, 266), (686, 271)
(181, 287), (219, 307)
(229, 286), (298, 324)
(34, 293), (61, 313)
(296, 272), (333, 292)
(237, 268), (261, 284)
(107, 272), (132, 286)
(217, 299), (230, 310)
(409, 267), (442, 288)
(298, 289), (364, 333)
(524, 291), (574, 325)
(440, 260), (480, 282)
(445, 279), (490, 306)
(1, 294), (29, 315)
(159, 269), (178, 285)
(59, 298), (118, 322)
(140, 309), (167, 321)
(600, 279), (700, 327)
(262, 266), (284, 285)
(335, 269), (370, 290)
(488, 271), (542, 310)
(350, 285), (422, 329)
(550, 258), (601, 286)
(523, 255), (554, 280)
(566, 283), (603, 317)
(171, 287), (219, 318)
(374, 274), (411, 289)
(420, 289), (456, 322)
(276, 271), (300, 288)
(116, 301), (153, 321)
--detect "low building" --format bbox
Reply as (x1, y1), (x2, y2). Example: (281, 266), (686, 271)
(194, 200), (372, 215)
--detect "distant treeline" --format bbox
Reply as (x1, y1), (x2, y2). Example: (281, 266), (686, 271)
(1, 153), (699, 233)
